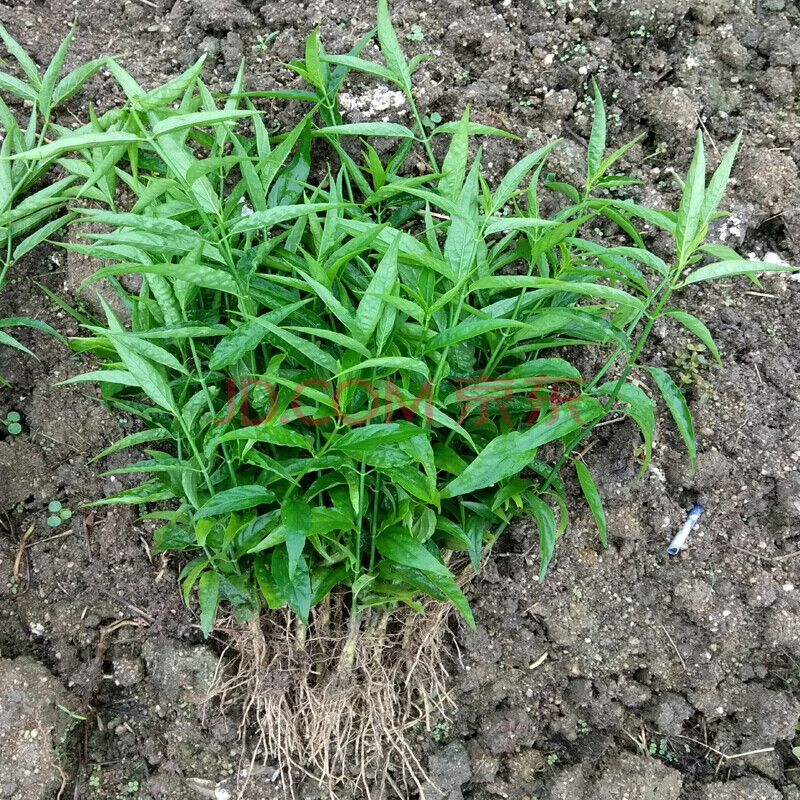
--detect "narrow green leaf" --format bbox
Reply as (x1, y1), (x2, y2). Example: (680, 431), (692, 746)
(38, 23), (75, 115)
(376, 527), (474, 628)
(376, 0), (411, 91)
(682, 259), (797, 286)
(282, 497), (311, 580)
(352, 236), (400, 344)
(0, 22), (41, 88)
(492, 141), (557, 214)
(442, 398), (604, 497)
(575, 460), (606, 546)
(52, 56), (108, 105)
(530, 496), (557, 581)
(333, 422), (425, 452)
(645, 366), (696, 472)
(315, 122), (415, 139)
(198, 571), (220, 637)
(700, 132), (741, 224)
(675, 131), (705, 263)
(586, 77), (606, 187)
(439, 106), (470, 203)
(89, 428), (173, 463)
(337, 357), (429, 379)
(194, 486), (277, 519)
(271, 545), (311, 624)
(216, 426), (312, 451)
(152, 109), (256, 137)
(664, 308), (721, 366)
(9, 131), (141, 161)
(230, 202), (345, 234)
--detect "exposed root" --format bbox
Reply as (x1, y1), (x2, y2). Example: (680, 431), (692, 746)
(207, 595), (457, 799)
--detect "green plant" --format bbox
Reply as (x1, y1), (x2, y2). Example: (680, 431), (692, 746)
(432, 721), (451, 742)
(47, 500), (73, 527)
(88, 766), (102, 788)
(0, 21), (108, 283)
(547, 753), (558, 767)
(422, 111), (442, 130)
(673, 341), (715, 396)
(2, 1), (796, 643)
(649, 737), (677, 762)
(0, 23), (98, 380)
(2, 410), (21, 434)
(126, 780), (139, 794)
(406, 24), (425, 42)
(252, 32), (278, 52)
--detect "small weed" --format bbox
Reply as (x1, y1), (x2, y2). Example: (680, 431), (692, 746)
(547, 754), (558, 767)
(422, 111), (442, 129)
(252, 32), (278, 52)
(649, 738), (678, 763)
(673, 342), (715, 397)
(127, 780), (139, 794)
(453, 68), (470, 82)
(432, 722), (451, 742)
(2, 411), (21, 435)
(47, 500), (73, 528)
(577, 718), (590, 735)
(406, 24), (424, 41)
(88, 766), (102, 788)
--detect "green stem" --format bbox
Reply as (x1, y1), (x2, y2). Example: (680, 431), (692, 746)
(188, 338), (237, 487)
(369, 472), (381, 571)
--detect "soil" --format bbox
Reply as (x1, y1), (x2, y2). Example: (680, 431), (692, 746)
(1, 0), (799, 798)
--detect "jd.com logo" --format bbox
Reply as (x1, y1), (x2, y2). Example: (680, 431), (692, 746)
(215, 375), (586, 429)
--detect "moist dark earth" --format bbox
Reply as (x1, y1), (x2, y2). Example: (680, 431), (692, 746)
(1, 0), (800, 798)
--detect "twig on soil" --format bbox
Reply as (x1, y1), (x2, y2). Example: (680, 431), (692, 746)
(26, 529), (75, 548)
(96, 587), (155, 625)
(663, 732), (775, 764)
(95, 619), (147, 665)
(744, 291), (780, 299)
(13, 522), (35, 589)
(695, 112), (720, 157)
(660, 625), (686, 671)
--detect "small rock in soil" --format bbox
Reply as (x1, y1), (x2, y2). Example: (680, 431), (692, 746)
(141, 637), (217, 704)
(426, 742), (471, 800)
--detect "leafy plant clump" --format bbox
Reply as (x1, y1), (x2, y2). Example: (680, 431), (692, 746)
(1, 5), (794, 637)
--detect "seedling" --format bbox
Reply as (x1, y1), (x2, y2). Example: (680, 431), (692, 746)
(674, 342), (715, 397)
(252, 32), (278, 52)
(406, 24), (425, 41)
(2, 410), (21, 434)
(88, 766), (102, 788)
(431, 721), (451, 742)
(88, 764), (103, 789)
(47, 500), (73, 527)
(422, 111), (442, 129)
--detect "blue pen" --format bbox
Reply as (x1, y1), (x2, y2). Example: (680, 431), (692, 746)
(667, 504), (704, 555)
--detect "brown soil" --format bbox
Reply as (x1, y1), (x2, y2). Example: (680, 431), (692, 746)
(0, 0), (799, 799)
